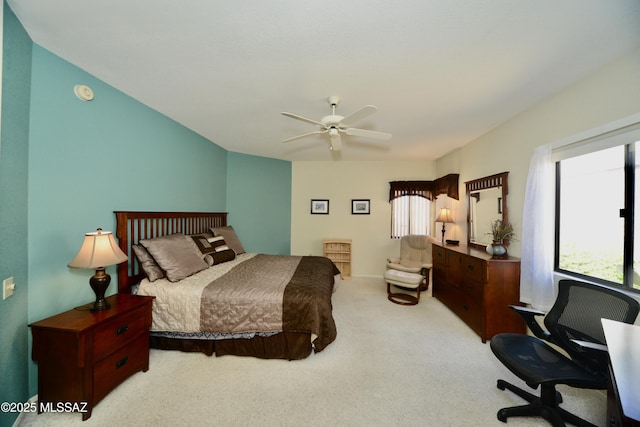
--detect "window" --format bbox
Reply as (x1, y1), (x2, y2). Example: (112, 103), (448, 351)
(388, 176), (459, 239)
(555, 127), (640, 291)
(391, 196), (430, 238)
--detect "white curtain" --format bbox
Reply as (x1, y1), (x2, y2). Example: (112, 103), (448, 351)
(391, 196), (429, 238)
(520, 144), (556, 310)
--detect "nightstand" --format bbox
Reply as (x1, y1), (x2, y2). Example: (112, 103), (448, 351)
(29, 294), (154, 420)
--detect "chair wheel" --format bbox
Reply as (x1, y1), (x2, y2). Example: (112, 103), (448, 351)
(497, 379), (506, 390)
(497, 409), (508, 423)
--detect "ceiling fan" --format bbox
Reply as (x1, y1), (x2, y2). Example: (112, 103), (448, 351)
(281, 96), (392, 151)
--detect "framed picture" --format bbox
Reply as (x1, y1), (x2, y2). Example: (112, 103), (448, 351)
(311, 199), (329, 214)
(351, 199), (370, 215)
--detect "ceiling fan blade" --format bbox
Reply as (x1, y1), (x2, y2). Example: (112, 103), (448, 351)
(282, 130), (327, 143)
(340, 105), (378, 125)
(329, 132), (342, 151)
(345, 127), (392, 140)
(281, 112), (325, 127)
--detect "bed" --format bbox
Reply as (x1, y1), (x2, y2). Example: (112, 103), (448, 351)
(114, 211), (339, 360)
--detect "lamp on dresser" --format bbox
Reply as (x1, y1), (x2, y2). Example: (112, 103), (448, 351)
(68, 228), (128, 311)
(435, 208), (454, 244)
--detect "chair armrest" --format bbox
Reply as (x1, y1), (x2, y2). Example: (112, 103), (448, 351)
(420, 265), (432, 277)
(508, 305), (550, 340)
(571, 339), (608, 352)
(509, 305), (545, 316)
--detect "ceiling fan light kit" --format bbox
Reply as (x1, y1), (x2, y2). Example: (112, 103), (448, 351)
(281, 96), (392, 152)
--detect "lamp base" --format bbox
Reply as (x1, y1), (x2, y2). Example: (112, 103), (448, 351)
(89, 268), (111, 312)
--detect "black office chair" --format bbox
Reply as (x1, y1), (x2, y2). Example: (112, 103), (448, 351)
(490, 279), (639, 427)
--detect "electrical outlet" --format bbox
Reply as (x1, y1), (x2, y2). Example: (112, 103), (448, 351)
(3, 277), (15, 300)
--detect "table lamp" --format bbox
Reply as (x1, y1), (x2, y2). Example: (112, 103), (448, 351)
(435, 208), (455, 244)
(68, 228), (128, 311)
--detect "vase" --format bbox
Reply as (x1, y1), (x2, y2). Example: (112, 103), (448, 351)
(489, 240), (507, 258)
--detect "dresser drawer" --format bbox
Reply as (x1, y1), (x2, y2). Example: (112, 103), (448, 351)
(459, 255), (484, 283)
(93, 305), (148, 361)
(432, 245), (447, 265)
(460, 279), (483, 300)
(93, 333), (148, 403)
(456, 293), (482, 336)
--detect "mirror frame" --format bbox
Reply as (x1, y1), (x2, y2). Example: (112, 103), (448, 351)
(465, 171), (509, 250)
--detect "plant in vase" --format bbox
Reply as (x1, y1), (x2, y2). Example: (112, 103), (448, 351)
(486, 219), (517, 258)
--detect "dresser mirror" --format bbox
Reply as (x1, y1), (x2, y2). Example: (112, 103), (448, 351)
(465, 172), (509, 249)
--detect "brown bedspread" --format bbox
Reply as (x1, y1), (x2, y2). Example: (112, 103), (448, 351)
(200, 254), (338, 352)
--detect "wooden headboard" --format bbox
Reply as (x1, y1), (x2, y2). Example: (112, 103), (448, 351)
(114, 211), (228, 294)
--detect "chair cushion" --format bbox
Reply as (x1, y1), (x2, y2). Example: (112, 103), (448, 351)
(399, 235), (433, 266)
(386, 262), (422, 273)
(384, 269), (424, 288)
(490, 333), (605, 389)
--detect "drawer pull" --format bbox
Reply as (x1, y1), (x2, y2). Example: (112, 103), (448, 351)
(467, 265), (474, 271)
(116, 356), (129, 369)
(467, 285), (473, 291)
(116, 325), (129, 336)
(463, 304), (469, 311)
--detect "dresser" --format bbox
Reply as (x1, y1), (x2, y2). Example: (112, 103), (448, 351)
(323, 239), (352, 279)
(432, 242), (524, 342)
(30, 294), (154, 420)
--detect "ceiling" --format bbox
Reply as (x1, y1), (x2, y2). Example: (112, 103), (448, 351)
(8, 1), (640, 162)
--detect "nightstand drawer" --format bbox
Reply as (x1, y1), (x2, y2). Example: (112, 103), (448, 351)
(93, 305), (147, 361)
(93, 334), (148, 403)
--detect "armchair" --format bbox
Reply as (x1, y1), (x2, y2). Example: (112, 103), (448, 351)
(384, 235), (433, 305)
(490, 279), (639, 426)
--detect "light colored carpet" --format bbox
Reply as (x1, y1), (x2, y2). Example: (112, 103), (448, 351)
(17, 277), (606, 427)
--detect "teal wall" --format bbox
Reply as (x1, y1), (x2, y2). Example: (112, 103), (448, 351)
(227, 152), (291, 255)
(26, 44), (230, 393)
(0, 3), (31, 427)
(1, 4), (292, 420)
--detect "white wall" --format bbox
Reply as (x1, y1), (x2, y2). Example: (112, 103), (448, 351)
(436, 48), (640, 259)
(290, 48), (640, 277)
(291, 161), (437, 276)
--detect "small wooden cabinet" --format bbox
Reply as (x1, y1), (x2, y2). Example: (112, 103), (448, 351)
(432, 242), (524, 342)
(323, 239), (352, 279)
(29, 294), (154, 420)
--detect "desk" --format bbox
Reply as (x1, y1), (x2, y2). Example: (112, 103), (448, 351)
(602, 319), (640, 427)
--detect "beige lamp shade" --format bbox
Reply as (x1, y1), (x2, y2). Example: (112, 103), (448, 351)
(435, 208), (455, 244)
(68, 229), (128, 269)
(435, 208), (454, 224)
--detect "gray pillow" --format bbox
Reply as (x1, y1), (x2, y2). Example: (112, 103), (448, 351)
(132, 244), (165, 282)
(140, 233), (208, 282)
(210, 225), (246, 254)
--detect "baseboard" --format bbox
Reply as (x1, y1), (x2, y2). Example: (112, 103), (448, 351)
(352, 274), (384, 279)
